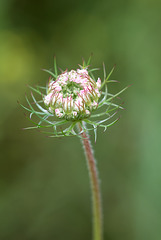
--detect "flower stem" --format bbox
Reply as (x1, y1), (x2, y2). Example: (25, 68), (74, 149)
(77, 122), (103, 240)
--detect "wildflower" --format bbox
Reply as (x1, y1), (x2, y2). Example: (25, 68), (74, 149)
(19, 57), (128, 240)
(44, 68), (101, 121)
(20, 57), (127, 140)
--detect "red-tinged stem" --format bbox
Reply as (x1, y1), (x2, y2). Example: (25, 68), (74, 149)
(78, 122), (103, 240)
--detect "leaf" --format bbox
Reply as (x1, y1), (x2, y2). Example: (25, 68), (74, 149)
(54, 56), (58, 77)
(28, 85), (43, 96)
(106, 86), (129, 102)
(42, 69), (57, 78)
(31, 92), (50, 115)
(100, 65), (115, 89)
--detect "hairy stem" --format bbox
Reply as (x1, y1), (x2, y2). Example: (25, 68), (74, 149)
(78, 122), (103, 240)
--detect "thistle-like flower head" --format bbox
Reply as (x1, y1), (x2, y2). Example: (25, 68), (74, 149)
(20, 57), (127, 140)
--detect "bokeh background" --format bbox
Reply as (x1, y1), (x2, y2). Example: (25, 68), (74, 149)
(0, 0), (161, 239)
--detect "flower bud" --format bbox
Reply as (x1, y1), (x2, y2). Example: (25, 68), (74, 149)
(44, 68), (101, 120)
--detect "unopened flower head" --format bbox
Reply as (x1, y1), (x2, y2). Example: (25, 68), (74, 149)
(44, 69), (101, 120)
(20, 57), (127, 139)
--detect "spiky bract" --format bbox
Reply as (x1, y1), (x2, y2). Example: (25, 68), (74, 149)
(20, 58), (127, 140)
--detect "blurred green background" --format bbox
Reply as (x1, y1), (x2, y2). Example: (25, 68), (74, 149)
(0, 0), (161, 239)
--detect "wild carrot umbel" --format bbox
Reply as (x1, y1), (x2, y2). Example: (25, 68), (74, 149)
(19, 57), (127, 240)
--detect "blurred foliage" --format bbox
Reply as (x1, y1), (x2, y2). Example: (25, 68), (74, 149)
(0, 0), (161, 239)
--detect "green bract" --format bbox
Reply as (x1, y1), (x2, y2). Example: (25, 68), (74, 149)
(20, 58), (127, 140)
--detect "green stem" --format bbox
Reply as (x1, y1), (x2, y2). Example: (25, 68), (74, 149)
(78, 122), (103, 240)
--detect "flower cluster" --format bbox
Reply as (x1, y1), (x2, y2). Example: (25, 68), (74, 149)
(20, 58), (127, 140)
(44, 69), (101, 120)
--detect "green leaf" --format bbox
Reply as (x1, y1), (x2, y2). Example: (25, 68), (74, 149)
(42, 69), (57, 78)
(28, 85), (43, 96)
(31, 92), (50, 115)
(100, 65), (115, 89)
(54, 56), (58, 77)
(106, 86), (129, 102)
(87, 55), (92, 66)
